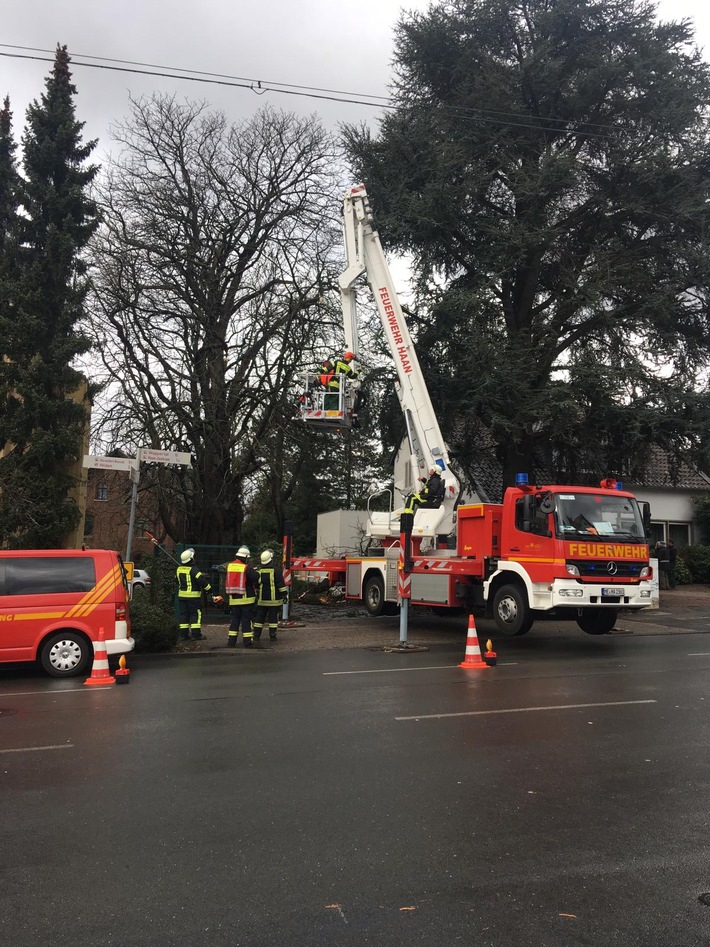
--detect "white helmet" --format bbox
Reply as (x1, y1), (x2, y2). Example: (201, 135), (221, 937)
(260, 550), (274, 565)
(180, 548), (195, 564)
(236, 546), (251, 559)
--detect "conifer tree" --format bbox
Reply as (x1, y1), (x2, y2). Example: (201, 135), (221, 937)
(0, 95), (20, 342)
(0, 45), (98, 547)
(345, 0), (710, 490)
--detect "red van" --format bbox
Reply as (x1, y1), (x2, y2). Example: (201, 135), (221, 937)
(0, 549), (134, 677)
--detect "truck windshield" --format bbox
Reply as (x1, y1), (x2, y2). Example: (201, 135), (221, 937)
(554, 492), (645, 541)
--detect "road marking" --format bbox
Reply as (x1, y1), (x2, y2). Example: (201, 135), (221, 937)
(0, 688), (88, 697)
(396, 699), (657, 721)
(0, 744), (74, 754)
(688, 653), (710, 656)
(324, 663), (517, 676)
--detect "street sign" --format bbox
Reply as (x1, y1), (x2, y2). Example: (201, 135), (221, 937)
(138, 448), (192, 466)
(83, 455), (135, 471)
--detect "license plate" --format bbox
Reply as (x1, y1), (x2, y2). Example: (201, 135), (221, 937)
(602, 587), (624, 597)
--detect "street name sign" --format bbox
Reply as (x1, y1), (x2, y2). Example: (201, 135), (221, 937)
(83, 455), (135, 471)
(138, 448), (192, 466)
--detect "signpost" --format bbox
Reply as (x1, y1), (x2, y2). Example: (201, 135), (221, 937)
(83, 449), (192, 561)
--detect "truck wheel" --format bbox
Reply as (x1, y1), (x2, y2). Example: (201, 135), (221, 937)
(493, 584), (533, 636)
(40, 631), (92, 678)
(363, 574), (386, 617)
(576, 608), (618, 635)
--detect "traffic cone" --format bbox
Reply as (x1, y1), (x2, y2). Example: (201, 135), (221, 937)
(115, 654), (131, 685)
(483, 639), (497, 667)
(459, 614), (487, 669)
(84, 627), (116, 686)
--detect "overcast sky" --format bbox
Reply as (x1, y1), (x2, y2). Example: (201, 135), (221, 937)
(2, 0), (710, 162)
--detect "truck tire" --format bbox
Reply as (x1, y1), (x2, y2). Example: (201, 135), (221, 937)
(492, 584), (533, 636)
(363, 574), (387, 617)
(40, 631), (92, 678)
(576, 608), (618, 635)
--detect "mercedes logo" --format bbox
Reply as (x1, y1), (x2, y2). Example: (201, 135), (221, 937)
(606, 561), (618, 575)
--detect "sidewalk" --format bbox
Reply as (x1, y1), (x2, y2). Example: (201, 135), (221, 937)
(170, 584), (710, 655)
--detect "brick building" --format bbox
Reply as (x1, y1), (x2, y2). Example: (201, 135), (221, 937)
(83, 467), (173, 559)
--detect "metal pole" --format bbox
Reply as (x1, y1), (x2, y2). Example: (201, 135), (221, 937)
(398, 511), (414, 647)
(125, 458), (140, 562)
(125, 478), (138, 562)
(399, 596), (409, 646)
(282, 520), (294, 622)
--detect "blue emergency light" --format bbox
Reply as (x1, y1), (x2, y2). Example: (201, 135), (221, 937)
(515, 472), (529, 486)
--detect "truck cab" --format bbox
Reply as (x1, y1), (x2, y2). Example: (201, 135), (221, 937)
(459, 478), (652, 635)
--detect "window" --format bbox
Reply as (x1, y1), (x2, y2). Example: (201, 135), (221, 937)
(84, 512), (94, 537)
(0, 557), (97, 596)
(95, 482), (109, 501)
(668, 523), (690, 548)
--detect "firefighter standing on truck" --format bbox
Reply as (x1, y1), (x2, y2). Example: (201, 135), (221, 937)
(253, 550), (288, 643)
(225, 546), (259, 648)
(176, 548), (217, 642)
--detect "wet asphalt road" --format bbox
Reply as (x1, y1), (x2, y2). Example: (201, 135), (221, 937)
(2, 631), (710, 946)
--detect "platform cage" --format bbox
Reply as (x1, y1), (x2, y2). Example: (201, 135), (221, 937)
(296, 371), (359, 432)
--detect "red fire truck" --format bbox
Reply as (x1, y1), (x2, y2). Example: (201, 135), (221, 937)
(292, 186), (653, 636)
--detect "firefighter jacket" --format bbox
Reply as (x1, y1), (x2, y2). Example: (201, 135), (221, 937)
(225, 560), (259, 606)
(176, 564), (212, 599)
(326, 357), (358, 391)
(257, 565), (288, 607)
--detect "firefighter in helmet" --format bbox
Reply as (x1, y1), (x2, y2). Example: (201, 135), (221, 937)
(176, 548), (217, 641)
(326, 351), (359, 392)
(253, 550), (288, 643)
(225, 546), (259, 648)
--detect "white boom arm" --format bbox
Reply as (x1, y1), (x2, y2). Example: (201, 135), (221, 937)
(339, 184), (460, 538)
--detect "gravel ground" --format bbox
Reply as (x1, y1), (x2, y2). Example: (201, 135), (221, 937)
(169, 584), (710, 655)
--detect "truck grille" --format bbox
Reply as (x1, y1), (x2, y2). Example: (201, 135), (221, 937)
(568, 559), (644, 580)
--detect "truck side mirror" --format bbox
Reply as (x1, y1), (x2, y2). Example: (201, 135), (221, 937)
(641, 501), (652, 539)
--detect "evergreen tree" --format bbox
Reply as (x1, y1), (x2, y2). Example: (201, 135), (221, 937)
(0, 95), (20, 349)
(344, 0), (710, 491)
(0, 45), (98, 547)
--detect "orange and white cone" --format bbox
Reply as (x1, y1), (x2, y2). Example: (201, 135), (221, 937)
(459, 614), (487, 669)
(84, 627), (116, 687)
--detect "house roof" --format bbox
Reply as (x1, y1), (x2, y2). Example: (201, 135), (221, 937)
(625, 445), (710, 491)
(464, 441), (710, 504)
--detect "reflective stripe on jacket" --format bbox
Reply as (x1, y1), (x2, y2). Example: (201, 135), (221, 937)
(176, 565), (211, 599)
(226, 561), (258, 605)
(257, 566), (288, 606)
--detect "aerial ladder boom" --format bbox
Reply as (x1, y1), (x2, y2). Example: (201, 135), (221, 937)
(339, 184), (461, 541)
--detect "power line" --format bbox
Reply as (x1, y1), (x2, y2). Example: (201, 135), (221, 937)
(0, 44), (627, 139)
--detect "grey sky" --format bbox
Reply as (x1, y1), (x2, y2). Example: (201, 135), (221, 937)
(2, 0), (432, 155)
(2, 0), (710, 160)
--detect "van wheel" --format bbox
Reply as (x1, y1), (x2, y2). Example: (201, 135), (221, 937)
(40, 632), (92, 678)
(492, 584), (533, 636)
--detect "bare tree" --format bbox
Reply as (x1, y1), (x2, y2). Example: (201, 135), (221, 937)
(87, 95), (343, 544)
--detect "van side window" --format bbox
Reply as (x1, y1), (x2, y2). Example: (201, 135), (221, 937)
(0, 558), (97, 595)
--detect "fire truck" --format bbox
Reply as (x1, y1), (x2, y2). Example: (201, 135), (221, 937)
(293, 185), (653, 636)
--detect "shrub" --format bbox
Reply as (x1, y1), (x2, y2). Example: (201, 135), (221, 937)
(673, 556), (693, 586)
(680, 545), (710, 585)
(130, 594), (179, 653)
